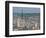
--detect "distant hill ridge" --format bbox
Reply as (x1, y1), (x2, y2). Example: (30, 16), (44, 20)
(13, 13), (40, 17)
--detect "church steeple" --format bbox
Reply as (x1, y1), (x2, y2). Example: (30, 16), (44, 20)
(21, 8), (23, 19)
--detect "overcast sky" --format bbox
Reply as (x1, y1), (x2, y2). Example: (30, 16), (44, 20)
(13, 7), (40, 13)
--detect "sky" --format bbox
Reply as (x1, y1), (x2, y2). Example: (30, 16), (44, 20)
(13, 7), (40, 13)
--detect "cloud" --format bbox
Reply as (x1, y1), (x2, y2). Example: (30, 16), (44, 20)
(13, 7), (40, 13)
